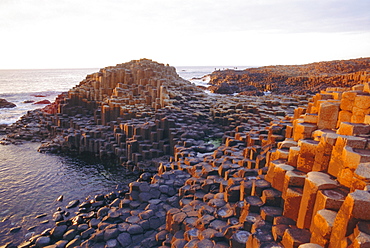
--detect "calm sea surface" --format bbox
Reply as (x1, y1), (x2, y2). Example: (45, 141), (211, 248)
(0, 65), (247, 245)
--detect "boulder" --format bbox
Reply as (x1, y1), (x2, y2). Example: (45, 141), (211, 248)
(0, 98), (16, 108)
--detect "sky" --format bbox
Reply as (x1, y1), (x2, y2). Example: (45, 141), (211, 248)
(0, 0), (369, 69)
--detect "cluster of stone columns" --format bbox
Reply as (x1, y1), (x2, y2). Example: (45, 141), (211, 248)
(36, 59), (314, 173)
(262, 83), (370, 247)
(6, 59), (370, 247)
(158, 83), (370, 247)
(29, 59), (370, 247)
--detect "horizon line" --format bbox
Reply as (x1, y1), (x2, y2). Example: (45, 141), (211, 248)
(0, 56), (368, 70)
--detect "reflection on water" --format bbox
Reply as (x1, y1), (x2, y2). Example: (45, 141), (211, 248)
(0, 139), (136, 245)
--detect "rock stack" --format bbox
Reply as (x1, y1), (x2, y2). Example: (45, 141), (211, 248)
(3, 59), (370, 248)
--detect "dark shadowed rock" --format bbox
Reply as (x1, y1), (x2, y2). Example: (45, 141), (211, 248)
(52, 212), (64, 222)
(117, 232), (132, 247)
(63, 229), (78, 241)
(66, 199), (80, 209)
(50, 224), (68, 239)
(127, 224), (144, 235)
(104, 228), (120, 241)
(0, 99), (16, 108)
(9, 226), (21, 233)
(35, 236), (51, 247)
(81, 227), (95, 239)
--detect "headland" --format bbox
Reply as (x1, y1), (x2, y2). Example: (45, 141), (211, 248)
(208, 58), (370, 95)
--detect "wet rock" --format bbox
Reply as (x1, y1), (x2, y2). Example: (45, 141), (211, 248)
(52, 212), (64, 222)
(50, 225), (67, 240)
(66, 200), (80, 209)
(9, 226), (21, 233)
(89, 218), (100, 228)
(65, 237), (81, 248)
(33, 99), (51, 105)
(90, 230), (105, 242)
(97, 206), (110, 218)
(91, 200), (105, 208)
(81, 227), (95, 239)
(63, 229), (78, 241)
(95, 194), (105, 201)
(79, 201), (91, 209)
(40, 228), (52, 236)
(0, 99), (16, 108)
(35, 236), (51, 247)
(54, 240), (69, 248)
(109, 198), (121, 208)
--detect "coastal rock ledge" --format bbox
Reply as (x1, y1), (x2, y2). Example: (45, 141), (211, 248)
(3, 59), (370, 248)
(0, 98), (16, 108)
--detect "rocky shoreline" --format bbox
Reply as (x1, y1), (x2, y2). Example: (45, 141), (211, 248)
(208, 57), (370, 95)
(1, 59), (370, 248)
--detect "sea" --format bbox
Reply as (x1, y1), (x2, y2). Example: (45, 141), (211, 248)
(0, 65), (249, 245)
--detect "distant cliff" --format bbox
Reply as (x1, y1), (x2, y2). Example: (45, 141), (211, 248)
(208, 57), (370, 95)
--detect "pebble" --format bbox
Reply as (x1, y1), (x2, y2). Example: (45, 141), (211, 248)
(35, 236), (51, 247)
(50, 224), (68, 239)
(65, 200), (80, 209)
(52, 212), (63, 222)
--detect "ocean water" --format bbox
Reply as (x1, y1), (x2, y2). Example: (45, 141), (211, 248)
(0, 65), (237, 245)
(0, 141), (138, 245)
(178, 65), (248, 88)
(0, 68), (98, 125)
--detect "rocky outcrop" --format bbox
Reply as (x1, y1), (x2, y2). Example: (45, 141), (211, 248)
(3, 59), (303, 170)
(3, 59), (370, 248)
(0, 98), (16, 108)
(208, 57), (370, 95)
(33, 99), (51, 105)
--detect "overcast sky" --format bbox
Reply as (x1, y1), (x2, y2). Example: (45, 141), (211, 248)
(0, 0), (369, 69)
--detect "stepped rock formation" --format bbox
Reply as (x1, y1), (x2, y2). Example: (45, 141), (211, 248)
(3, 59), (370, 248)
(208, 57), (370, 95)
